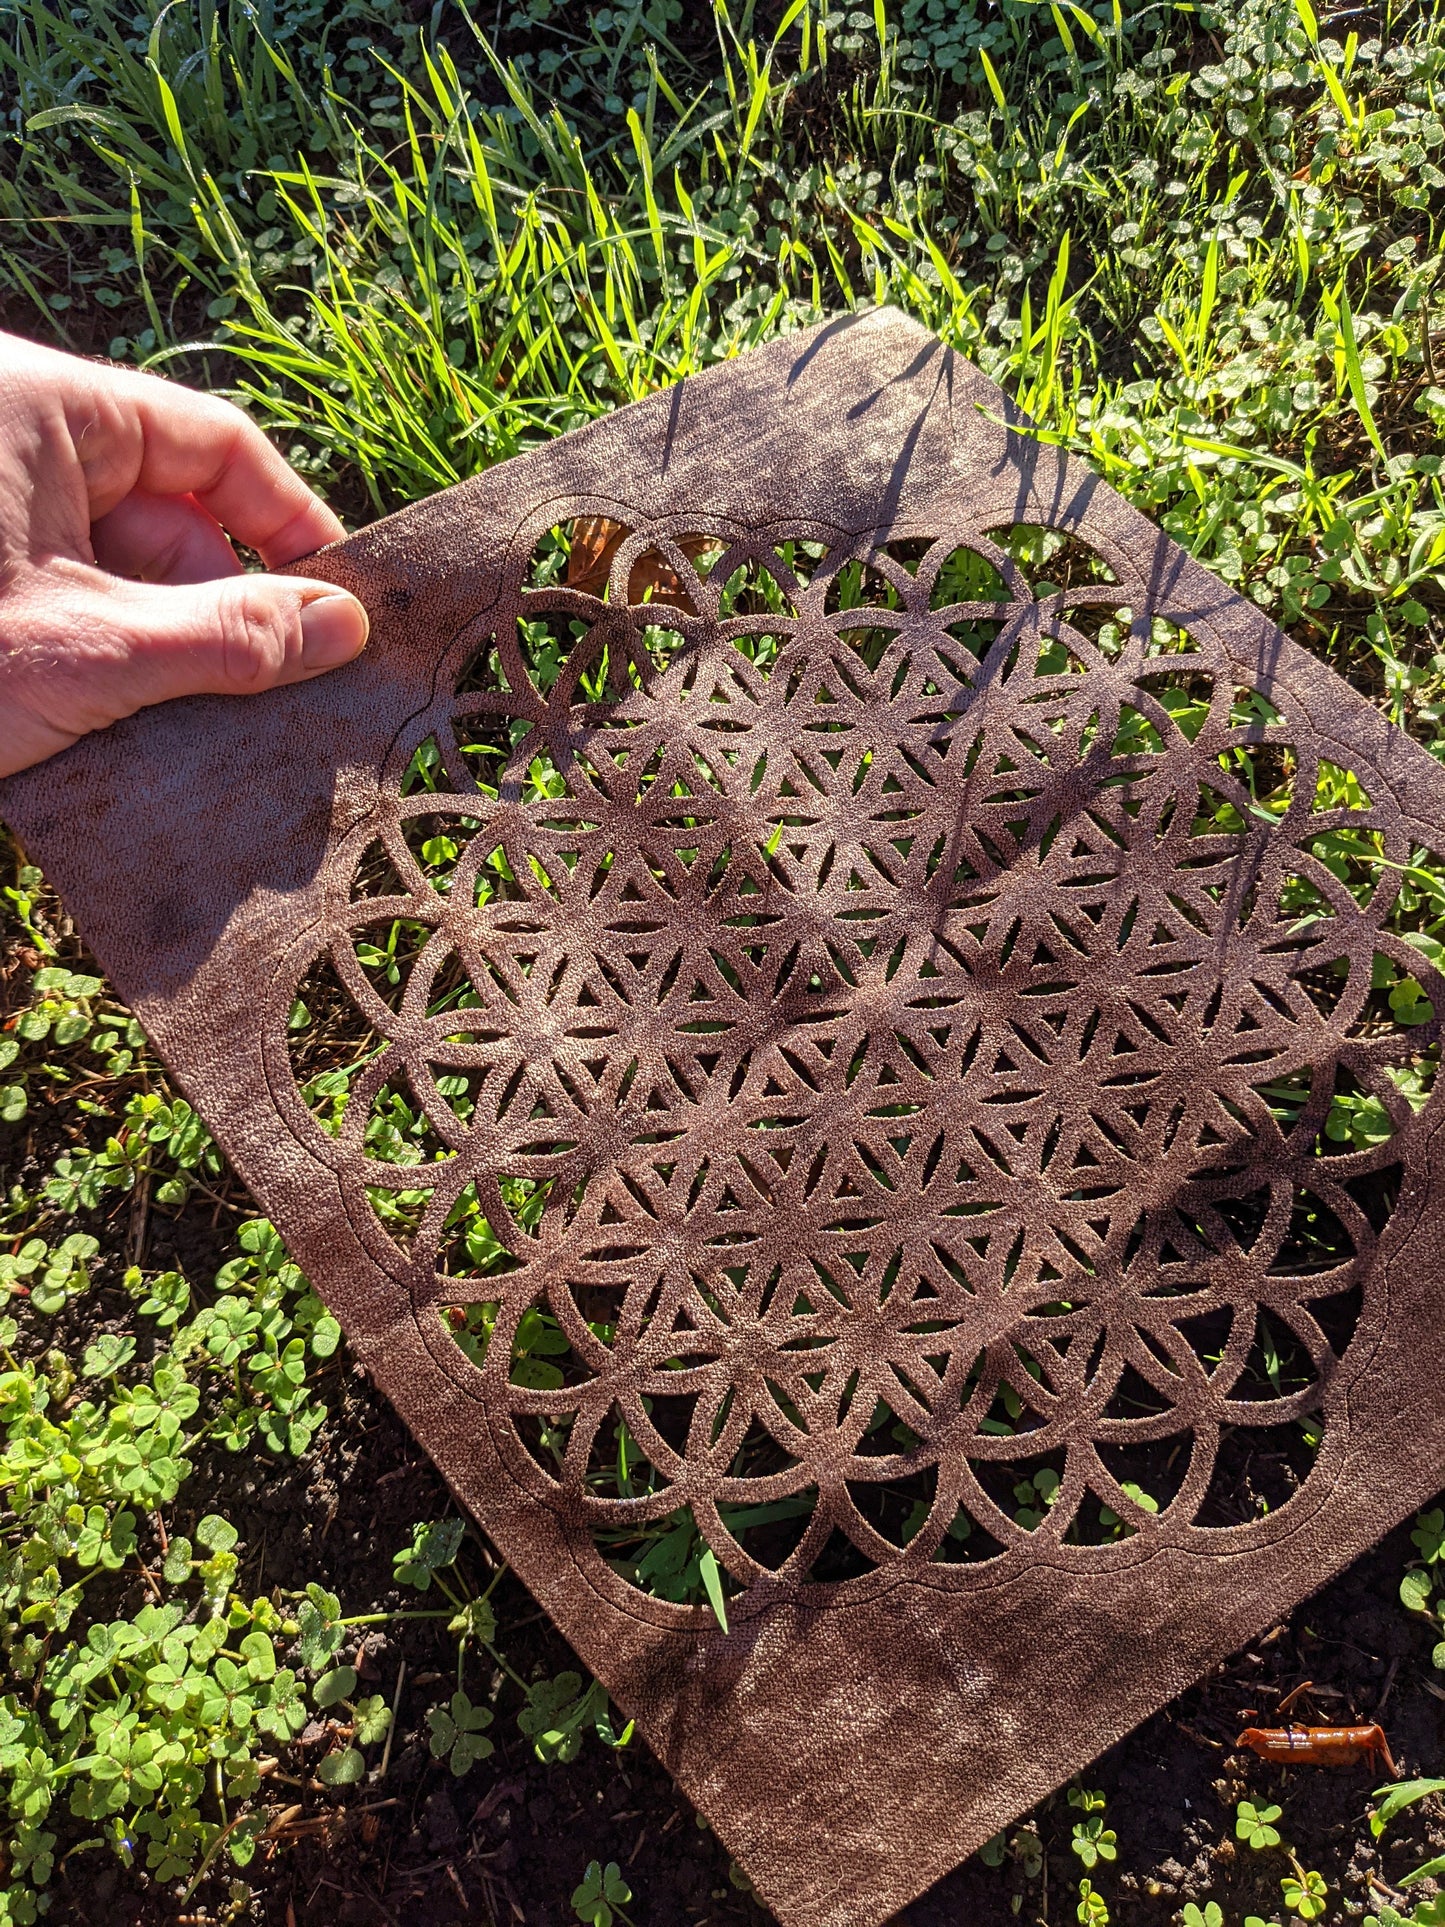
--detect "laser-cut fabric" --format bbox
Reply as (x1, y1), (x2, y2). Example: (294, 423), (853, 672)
(5, 310), (1445, 1927)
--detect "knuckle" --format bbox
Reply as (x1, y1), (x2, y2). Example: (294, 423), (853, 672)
(216, 582), (300, 687)
(196, 390), (261, 452)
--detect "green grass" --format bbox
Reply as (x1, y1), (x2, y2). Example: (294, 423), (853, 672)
(4, 0), (1442, 685)
(3, 0), (1445, 1919)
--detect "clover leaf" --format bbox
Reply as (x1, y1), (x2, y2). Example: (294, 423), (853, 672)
(314, 1666), (357, 1710)
(572, 1860), (634, 1927)
(255, 1670), (308, 1742)
(1402, 1570), (1434, 1615)
(295, 1583), (344, 1669)
(393, 1518), (465, 1591)
(238, 1632), (276, 1682)
(1413, 1509), (1445, 1565)
(352, 1695), (392, 1746)
(449, 1597), (497, 1644)
(426, 1691), (494, 1775)
(1070, 1816), (1117, 1868)
(1237, 1799), (1283, 1849)
(1284, 1868), (1329, 1920)
(317, 1745), (365, 1786)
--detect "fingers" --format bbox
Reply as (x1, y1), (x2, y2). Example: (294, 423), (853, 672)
(0, 338), (366, 780)
(115, 377), (347, 566)
(92, 487), (243, 586)
(79, 369), (347, 566)
(0, 560), (370, 779)
(0, 333), (346, 567)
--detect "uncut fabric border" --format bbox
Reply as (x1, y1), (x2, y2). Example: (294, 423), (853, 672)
(6, 308), (1445, 1927)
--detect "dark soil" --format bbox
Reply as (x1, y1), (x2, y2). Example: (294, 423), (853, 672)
(44, 1370), (1445, 1927)
(22, 1197), (1445, 1927)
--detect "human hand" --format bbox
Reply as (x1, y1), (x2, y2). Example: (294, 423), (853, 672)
(0, 333), (369, 779)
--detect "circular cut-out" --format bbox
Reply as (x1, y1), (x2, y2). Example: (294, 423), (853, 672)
(281, 517), (1442, 1608)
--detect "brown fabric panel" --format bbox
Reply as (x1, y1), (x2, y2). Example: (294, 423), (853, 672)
(6, 309), (1445, 1927)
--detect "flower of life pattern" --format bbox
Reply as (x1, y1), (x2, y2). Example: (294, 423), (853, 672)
(282, 517), (1442, 1605)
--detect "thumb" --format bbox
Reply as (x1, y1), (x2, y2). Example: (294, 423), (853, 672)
(94, 567), (371, 705)
(2, 565), (370, 777)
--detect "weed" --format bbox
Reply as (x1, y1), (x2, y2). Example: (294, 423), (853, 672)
(572, 1858), (637, 1927)
(1077, 1875), (1110, 1926)
(0, 1203), (358, 1916)
(1, 1232), (97, 1314)
(2, 867), (52, 956)
(1068, 1786), (1117, 1920)
(1401, 1505), (1445, 1672)
(1238, 1799), (1285, 1850)
(425, 1689), (494, 1776)
(979, 1822), (1044, 1880)
(1369, 1902), (1445, 1927)
(517, 1670), (634, 1765)
(1069, 1786), (1118, 1869)
(1370, 1771), (1445, 1890)
(1282, 1861), (1330, 1920)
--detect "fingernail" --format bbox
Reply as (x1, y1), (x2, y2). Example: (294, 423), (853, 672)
(300, 589), (369, 669)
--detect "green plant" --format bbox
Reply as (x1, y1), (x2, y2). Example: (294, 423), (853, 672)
(0, 1233), (98, 1314)
(378, 1515), (633, 1769)
(517, 1671), (634, 1765)
(1069, 1785), (1118, 1868)
(0, 1192), (428, 1913)
(1370, 1774), (1445, 1891)
(1013, 1826), (1044, 1879)
(0, 929), (152, 1137)
(1369, 1902), (1445, 1927)
(572, 1859), (637, 1927)
(1014, 1465), (1063, 1529)
(2, 966), (105, 1123)
(312, 1663), (393, 1785)
(0, 1040), (20, 1127)
(1078, 1819), (1117, 1865)
(980, 1824), (1044, 1877)
(393, 1516), (467, 1591)
(425, 1689), (494, 1776)
(3, 865), (54, 956)
(1400, 1506), (1445, 1672)
(7, 1572), (300, 1890)
(1182, 1905), (1224, 1927)
(42, 1089), (222, 1213)
(1283, 1862), (1329, 1920)
(1415, 1508), (1445, 1563)
(1078, 1877), (1110, 1926)
(1238, 1799), (1285, 1850)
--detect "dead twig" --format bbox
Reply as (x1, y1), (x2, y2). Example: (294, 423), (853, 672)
(1175, 1720), (1225, 1751)
(378, 1657), (405, 1780)
(1376, 1657), (1401, 1715)
(126, 1164), (149, 1268)
(479, 1872), (500, 1927)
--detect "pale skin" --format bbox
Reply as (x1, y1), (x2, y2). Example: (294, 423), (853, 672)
(0, 332), (370, 780)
